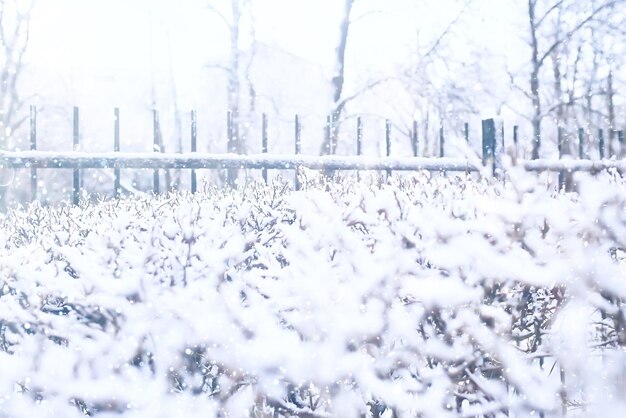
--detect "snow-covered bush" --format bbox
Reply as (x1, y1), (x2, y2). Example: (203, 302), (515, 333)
(0, 170), (624, 417)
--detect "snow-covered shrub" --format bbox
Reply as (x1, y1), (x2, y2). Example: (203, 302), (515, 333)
(0, 170), (624, 417)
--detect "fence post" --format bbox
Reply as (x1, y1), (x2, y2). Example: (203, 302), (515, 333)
(464, 122), (469, 144)
(439, 125), (445, 158)
(153, 109), (160, 194)
(482, 119), (496, 176)
(557, 127), (564, 191)
(412, 120), (419, 157)
(191, 110), (197, 194)
(72, 106), (80, 205)
(578, 128), (585, 160)
(610, 130), (618, 159)
(262, 113), (268, 184)
(618, 130), (625, 159)
(385, 119), (392, 178)
(294, 114), (302, 191)
(356, 117), (363, 182)
(325, 115), (332, 155)
(495, 120), (504, 176)
(114, 108), (121, 198)
(513, 125), (519, 159)
(29, 105), (37, 202)
(599, 129), (605, 159)
(227, 111), (234, 153)
(226, 111), (236, 187)
(356, 117), (363, 156)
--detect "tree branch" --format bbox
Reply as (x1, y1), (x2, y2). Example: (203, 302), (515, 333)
(204, 3), (231, 30)
(538, 1), (618, 67)
(535, 0), (567, 28)
(334, 77), (395, 115)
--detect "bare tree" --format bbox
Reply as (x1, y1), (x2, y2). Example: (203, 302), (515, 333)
(0, 0), (35, 210)
(606, 69), (617, 155)
(399, 1), (476, 156)
(579, 20), (625, 158)
(524, 0), (622, 159)
(165, 27), (183, 189)
(318, 0), (399, 157)
(0, 0), (34, 147)
(205, 0), (257, 185)
(319, 0), (355, 156)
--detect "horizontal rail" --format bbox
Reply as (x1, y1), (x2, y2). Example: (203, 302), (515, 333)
(0, 151), (482, 172)
(1, 151), (624, 173)
(522, 159), (626, 172)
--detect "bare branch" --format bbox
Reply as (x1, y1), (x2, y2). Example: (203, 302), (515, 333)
(334, 77), (395, 115)
(535, 0), (568, 28)
(204, 3), (231, 30)
(508, 70), (534, 101)
(349, 9), (384, 25)
(538, 1), (618, 67)
(422, 3), (468, 59)
(204, 63), (235, 75)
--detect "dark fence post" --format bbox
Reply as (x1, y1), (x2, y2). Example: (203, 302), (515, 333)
(482, 119), (496, 175)
(262, 113), (268, 184)
(153, 109), (160, 194)
(227, 111), (234, 153)
(325, 115), (332, 155)
(618, 130), (625, 159)
(294, 115), (302, 155)
(578, 128), (585, 160)
(495, 120), (504, 176)
(599, 129), (605, 159)
(191, 110), (197, 194)
(226, 111), (236, 187)
(294, 114), (302, 191)
(72, 106), (80, 205)
(557, 127), (564, 190)
(610, 130), (618, 159)
(439, 125), (445, 158)
(412, 120), (419, 157)
(29, 105), (37, 202)
(356, 117), (363, 182)
(385, 119), (392, 178)
(464, 122), (469, 144)
(114, 108), (120, 198)
(513, 125), (519, 159)
(356, 117), (363, 156)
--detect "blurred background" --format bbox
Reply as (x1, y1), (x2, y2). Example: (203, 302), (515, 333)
(1, 0), (624, 202)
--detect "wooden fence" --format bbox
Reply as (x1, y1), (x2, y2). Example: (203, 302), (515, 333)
(0, 106), (625, 205)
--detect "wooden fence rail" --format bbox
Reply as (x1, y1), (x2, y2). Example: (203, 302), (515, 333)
(0, 152), (482, 171)
(0, 106), (625, 205)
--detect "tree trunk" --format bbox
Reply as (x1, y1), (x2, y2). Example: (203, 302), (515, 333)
(552, 49), (574, 190)
(226, 0), (243, 187)
(528, 0), (542, 160)
(607, 70), (617, 157)
(423, 111), (430, 157)
(166, 29), (182, 190)
(552, 50), (572, 154)
(320, 0), (354, 156)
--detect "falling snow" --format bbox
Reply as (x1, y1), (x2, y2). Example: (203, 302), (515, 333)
(0, 170), (625, 417)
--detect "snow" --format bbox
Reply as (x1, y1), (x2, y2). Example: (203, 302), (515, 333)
(0, 150), (481, 171)
(0, 171), (625, 417)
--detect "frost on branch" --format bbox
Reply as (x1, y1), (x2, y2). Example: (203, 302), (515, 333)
(0, 171), (625, 417)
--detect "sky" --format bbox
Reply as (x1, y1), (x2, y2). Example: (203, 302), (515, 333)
(25, 0), (526, 79)
(27, 0), (388, 75)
